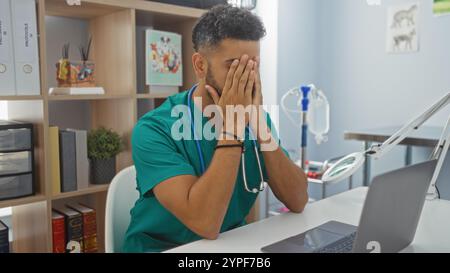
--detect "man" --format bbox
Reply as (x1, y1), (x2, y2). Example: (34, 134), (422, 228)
(123, 5), (308, 253)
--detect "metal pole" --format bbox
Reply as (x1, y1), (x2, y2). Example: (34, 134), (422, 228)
(405, 145), (413, 166)
(363, 141), (372, 186)
(265, 187), (270, 218)
(301, 111), (307, 170)
(322, 182), (326, 199)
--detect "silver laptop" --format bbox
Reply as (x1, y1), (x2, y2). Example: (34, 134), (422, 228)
(261, 160), (437, 253)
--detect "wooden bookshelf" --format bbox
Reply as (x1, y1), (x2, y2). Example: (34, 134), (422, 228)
(51, 184), (110, 200)
(1, 0), (206, 253)
(0, 195), (47, 210)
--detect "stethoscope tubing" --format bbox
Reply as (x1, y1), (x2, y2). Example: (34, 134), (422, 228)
(186, 84), (267, 193)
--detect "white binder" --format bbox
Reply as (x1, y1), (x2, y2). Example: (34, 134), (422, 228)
(0, 0), (16, 95)
(11, 0), (40, 95)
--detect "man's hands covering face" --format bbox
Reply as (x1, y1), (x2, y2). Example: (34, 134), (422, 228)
(205, 55), (257, 139)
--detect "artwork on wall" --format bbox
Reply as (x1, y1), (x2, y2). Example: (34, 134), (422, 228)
(386, 3), (419, 54)
(433, 0), (450, 16)
(146, 29), (183, 87)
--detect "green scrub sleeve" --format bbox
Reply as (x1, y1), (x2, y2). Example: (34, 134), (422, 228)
(132, 121), (196, 198)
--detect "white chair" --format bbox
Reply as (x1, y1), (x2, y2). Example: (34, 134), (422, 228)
(105, 166), (139, 253)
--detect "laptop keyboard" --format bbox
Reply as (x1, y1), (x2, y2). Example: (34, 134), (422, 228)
(313, 232), (357, 253)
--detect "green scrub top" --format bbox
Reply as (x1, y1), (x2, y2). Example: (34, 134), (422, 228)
(123, 90), (287, 253)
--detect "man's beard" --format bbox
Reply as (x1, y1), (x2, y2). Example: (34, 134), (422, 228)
(206, 70), (222, 97)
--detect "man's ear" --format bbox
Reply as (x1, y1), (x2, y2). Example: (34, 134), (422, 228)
(192, 53), (208, 79)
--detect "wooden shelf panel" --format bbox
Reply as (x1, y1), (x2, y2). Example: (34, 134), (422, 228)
(0, 95), (43, 101)
(45, 0), (205, 20)
(89, 8), (136, 97)
(45, 0), (124, 19)
(51, 184), (110, 200)
(0, 195), (47, 210)
(131, 0), (205, 18)
(136, 92), (175, 99)
(12, 201), (50, 253)
(47, 94), (133, 101)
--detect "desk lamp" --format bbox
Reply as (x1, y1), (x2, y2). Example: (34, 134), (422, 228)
(322, 93), (450, 200)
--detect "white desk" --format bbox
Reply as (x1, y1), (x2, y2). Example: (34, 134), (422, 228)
(167, 187), (450, 253)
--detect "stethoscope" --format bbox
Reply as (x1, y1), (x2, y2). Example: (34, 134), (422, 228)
(187, 84), (268, 194)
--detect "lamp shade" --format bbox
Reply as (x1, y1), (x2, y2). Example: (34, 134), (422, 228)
(322, 152), (366, 184)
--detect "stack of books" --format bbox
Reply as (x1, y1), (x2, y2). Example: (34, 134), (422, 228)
(52, 204), (98, 253)
(49, 127), (90, 195)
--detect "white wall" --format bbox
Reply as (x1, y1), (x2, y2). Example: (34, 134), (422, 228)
(257, 0), (322, 215)
(313, 0), (450, 199)
(276, 0), (450, 201)
(277, 0), (319, 153)
(255, 0), (280, 219)
(0, 102), (7, 119)
(256, 0), (279, 128)
(275, 0), (322, 204)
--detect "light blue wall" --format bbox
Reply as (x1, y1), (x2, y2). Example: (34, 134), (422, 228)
(273, 0), (319, 208)
(277, 0), (318, 153)
(277, 0), (450, 201)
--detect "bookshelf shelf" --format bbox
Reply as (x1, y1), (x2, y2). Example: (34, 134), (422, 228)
(47, 94), (133, 101)
(136, 93), (176, 99)
(0, 195), (47, 210)
(1, 0), (206, 253)
(51, 184), (110, 200)
(0, 95), (43, 101)
(45, 0), (124, 19)
(45, 0), (204, 20)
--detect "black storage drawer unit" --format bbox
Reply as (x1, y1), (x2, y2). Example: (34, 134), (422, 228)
(0, 120), (35, 201)
(0, 128), (32, 151)
(0, 151), (33, 176)
(0, 174), (33, 201)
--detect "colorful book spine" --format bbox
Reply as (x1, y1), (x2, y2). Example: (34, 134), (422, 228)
(66, 214), (83, 253)
(67, 129), (89, 190)
(82, 212), (98, 253)
(49, 126), (61, 195)
(59, 130), (77, 192)
(84, 222), (98, 253)
(52, 211), (65, 253)
(67, 204), (98, 253)
(55, 207), (84, 253)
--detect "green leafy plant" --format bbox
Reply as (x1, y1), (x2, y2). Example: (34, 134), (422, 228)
(88, 127), (124, 160)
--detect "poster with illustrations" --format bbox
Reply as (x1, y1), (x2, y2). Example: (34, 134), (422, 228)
(434, 0), (450, 15)
(146, 29), (183, 86)
(386, 3), (419, 54)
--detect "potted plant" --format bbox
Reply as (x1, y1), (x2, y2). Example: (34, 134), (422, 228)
(88, 127), (124, 184)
